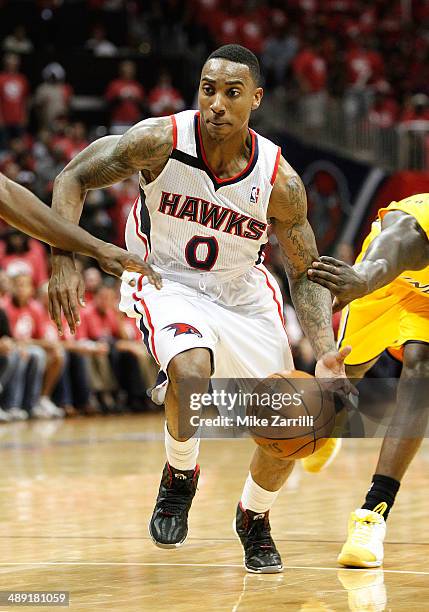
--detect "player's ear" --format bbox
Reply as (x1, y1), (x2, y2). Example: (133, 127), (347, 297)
(251, 87), (263, 111)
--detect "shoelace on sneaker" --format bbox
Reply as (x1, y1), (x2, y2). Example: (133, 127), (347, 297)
(247, 519), (274, 553)
(160, 478), (194, 516)
(350, 513), (382, 546)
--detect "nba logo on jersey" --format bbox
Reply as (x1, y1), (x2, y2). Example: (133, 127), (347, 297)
(250, 186), (260, 204)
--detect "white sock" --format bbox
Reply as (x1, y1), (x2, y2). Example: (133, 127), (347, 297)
(164, 422), (200, 471)
(240, 472), (281, 513)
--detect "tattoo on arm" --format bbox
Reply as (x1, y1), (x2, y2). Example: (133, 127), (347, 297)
(271, 169), (336, 359)
(61, 116), (173, 193)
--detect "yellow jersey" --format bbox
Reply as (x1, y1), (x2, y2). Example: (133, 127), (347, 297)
(356, 193), (429, 298)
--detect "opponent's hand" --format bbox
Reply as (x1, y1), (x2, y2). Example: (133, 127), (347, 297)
(307, 256), (369, 313)
(315, 345), (358, 408)
(49, 254), (84, 335)
(95, 243), (162, 290)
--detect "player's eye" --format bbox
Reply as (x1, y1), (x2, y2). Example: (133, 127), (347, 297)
(228, 89), (241, 97)
(202, 85), (214, 95)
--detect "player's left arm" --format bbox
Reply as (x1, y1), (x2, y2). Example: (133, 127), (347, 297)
(308, 210), (429, 312)
(268, 157), (353, 387)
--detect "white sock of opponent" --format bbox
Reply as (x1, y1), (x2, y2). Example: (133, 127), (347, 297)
(240, 472), (281, 513)
(164, 422), (200, 471)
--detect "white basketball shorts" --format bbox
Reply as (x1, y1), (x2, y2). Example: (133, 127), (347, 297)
(119, 265), (294, 401)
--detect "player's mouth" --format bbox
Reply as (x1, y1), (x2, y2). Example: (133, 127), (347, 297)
(208, 120), (229, 127)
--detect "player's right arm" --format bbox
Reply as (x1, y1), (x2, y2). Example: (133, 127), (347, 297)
(49, 116), (173, 333)
(308, 210), (429, 312)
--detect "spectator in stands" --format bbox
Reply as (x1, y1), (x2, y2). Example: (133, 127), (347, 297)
(343, 38), (385, 122)
(368, 84), (399, 129)
(108, 177), (138, 247)
(33, 63), (73, 131)
(2, 26), (34, 56)
(81, 189), (115, 244)
(5, 272), (65, 418)
(0, 305), (28, 421)
(83, 267), (103, 304)
(0, 229), (48, 289)
(105, 61), (145, 134)
(0, 54), (30, 149)
(292, 36), (328, 131)
(83, 284), (151, 411)
(261, 19), (299, 88)
(148, 71), (185, 117)
(400, 93), (429, 123)
(37, 282), (98, 417)
(85, 24), (118, 57)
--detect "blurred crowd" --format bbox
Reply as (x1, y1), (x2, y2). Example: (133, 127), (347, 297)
(0, 236), (159, 421)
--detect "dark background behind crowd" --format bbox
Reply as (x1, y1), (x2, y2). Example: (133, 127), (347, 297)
(0, 0), (416, 420)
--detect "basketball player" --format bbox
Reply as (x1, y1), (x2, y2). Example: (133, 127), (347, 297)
(308, 193), (429, 567)
(0, 172), (160, 332)
(48, 45), (353, 573)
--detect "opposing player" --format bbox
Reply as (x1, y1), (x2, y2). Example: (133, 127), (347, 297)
(48, 45), (352, 573)
(0, 172), (161, 333)
(308, 193), (429, 567)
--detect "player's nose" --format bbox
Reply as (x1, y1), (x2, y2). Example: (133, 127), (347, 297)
(210, 93), (226, 114)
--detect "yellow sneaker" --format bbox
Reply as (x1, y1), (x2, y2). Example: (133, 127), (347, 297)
(338, 506), (387, 568)
(337, 569), (387, 612)
(301, 438), (341, 473)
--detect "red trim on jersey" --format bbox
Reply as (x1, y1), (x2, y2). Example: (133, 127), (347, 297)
(132, 274), (144, 301)
(196, 112), (256, 183)
(270, 146), (281, 186)
(255, 266), (286, 328)
(171, 114), (177, 149)
(139, 297), (160, 364)
(132, 197), (149, 261)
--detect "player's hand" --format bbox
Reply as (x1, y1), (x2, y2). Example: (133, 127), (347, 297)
(49, 254), (85, 335)
(315, 345), (358, 408)
(307, 256), (369, 312)
(94, 243), (162, 290)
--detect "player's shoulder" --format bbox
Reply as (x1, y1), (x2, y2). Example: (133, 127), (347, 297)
(379, 193), (429, 233)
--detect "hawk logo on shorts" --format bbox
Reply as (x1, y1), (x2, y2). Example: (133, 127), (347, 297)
(250, 186), (260, 204)
(163, 323), (203, 338)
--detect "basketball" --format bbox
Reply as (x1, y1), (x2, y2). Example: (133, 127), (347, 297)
(248, 370), (335, 459)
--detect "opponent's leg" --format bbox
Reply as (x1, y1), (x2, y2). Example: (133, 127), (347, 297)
(302, 359), (378, 473)
(235, 446), (294, 573)
(338, 342), (429, 567)
(149, 348), (211, 549)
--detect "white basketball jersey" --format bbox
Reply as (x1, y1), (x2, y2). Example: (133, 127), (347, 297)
(125, 110), (281, 285)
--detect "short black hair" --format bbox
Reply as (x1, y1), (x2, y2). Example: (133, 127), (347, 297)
(205, 44), (260, 86)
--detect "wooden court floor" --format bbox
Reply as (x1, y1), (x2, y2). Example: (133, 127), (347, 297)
(0, 415), (428, 611)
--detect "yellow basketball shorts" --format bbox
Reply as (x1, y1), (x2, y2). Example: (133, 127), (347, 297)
(337, 286), (429, 365)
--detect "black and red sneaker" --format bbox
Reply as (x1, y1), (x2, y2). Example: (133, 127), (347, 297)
(149, 463), (200, 549)
(234, 503), (283, 573)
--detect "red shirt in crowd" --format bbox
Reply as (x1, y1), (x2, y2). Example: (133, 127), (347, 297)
(293, 49), (327, 93)
(368, 98), (399, 128)
(148, 85), (184, 117)
(344, 47), (384, 87)
(81, 303), (120, 341)
(0, 239), (48, 288)
(4, 297), (45, 340)
(0, 71), (29, 126)
(105, 78), (145, 124)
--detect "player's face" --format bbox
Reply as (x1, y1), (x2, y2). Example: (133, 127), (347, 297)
(198, 59), (263, 142)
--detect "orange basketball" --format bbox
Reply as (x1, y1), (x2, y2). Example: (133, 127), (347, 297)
(248, 370), (335, 459)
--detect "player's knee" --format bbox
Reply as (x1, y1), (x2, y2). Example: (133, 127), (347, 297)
(402, 344), (429, 379)
(168, 348), (211, 389)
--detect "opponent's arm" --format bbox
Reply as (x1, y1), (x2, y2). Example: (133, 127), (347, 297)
(308, 210), (429, 312)
(268, 158), (353, 391)
(50, 116), (173, 333)
(0, 174), (161, 331)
